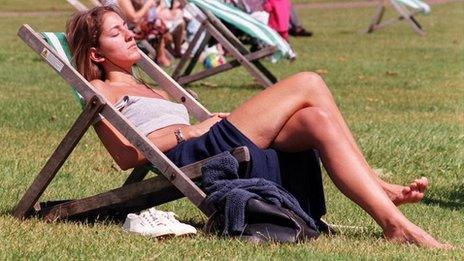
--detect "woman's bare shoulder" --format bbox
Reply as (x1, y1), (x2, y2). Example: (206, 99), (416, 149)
(89, 79), (117, 103)
(90, 79), (105, 88)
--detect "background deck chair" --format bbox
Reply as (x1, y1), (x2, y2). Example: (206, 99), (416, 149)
(366, 0), (431, 36)
(13, 24), (251, 221)
(172, 0), (296, 88)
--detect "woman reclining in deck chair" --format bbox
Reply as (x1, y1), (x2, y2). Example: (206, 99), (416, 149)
(66, 6), (450, 248)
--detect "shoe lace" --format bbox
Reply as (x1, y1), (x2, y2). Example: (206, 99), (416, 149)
(162, 211), (181, 224)
(140, 211), (169, 228)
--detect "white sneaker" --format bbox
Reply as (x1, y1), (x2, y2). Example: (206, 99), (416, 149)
(122, 212), (174, 237)
(146, 208), (197, 236)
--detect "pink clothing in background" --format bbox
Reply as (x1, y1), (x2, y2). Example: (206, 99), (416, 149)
(263, 0), (291, 41)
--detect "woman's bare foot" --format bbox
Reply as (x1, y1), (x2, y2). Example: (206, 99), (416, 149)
(382, 177), (428, 206)
(383, 221), (452, 249)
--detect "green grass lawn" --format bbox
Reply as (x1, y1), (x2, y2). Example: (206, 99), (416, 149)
(0, 0), (463, 259)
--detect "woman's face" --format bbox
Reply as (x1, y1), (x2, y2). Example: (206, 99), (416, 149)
(96, 11), (141, 68)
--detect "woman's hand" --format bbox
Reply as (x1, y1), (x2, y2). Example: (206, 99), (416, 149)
(185, 113), (229, 139)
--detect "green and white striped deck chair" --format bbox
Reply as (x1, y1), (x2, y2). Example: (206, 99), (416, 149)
(190, 0), (295, 61)
(42, 32), (85, 107)
(13, 25), (250, 221)
(173, 0), (282, 88)
(366, 0), (431, 35)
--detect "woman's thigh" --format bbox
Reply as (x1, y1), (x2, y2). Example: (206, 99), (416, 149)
(227, 72), (316, 149)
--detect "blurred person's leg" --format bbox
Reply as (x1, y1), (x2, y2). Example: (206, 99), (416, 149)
(289, 3), (313, 37)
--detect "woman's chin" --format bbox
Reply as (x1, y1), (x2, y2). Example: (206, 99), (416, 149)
(132, 52), (142, 62)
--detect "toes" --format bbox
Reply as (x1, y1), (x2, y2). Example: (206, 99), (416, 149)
(412, 177), (428, 193)
(409, 181), (418, 191)
(411, 191), (424, 201)
(418, 177), (428, 192)
(402, 186), (412, 195)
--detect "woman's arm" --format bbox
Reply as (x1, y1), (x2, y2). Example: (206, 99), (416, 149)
(118, 0), (155, 24)
(93, 118), (148, 170)
(147, 113), (229, 152)
(92, 111), (226, 170)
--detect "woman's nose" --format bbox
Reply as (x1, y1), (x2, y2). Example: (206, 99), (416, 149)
(124, 28), (134, 41)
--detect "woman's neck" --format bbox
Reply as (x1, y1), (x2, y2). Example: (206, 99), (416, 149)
(105, 69), (138, 86)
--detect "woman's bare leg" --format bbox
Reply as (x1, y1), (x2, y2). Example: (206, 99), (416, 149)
(155, 35), (171, 67)
(297, 74), (428, 205)
(227, 72), (427, 205)
(270, 107), (449, 248)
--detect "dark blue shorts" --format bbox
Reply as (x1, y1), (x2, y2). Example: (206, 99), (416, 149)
(166, 119), (326, 219)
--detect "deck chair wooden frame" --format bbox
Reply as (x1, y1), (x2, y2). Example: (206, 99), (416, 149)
(172, 0), (277, 88)
(13, 24), (250, 221)
(366, 0), (426, 36)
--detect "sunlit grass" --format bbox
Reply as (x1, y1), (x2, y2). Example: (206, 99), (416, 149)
(0, 1), (463, 259)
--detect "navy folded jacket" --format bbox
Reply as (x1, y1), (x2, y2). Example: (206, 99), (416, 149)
(201, 152), (318, 235)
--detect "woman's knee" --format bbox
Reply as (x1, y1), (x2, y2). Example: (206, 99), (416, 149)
(300, 107), (337, 135)
(301, 108), (340, 147)
(292, 72), (328, 96)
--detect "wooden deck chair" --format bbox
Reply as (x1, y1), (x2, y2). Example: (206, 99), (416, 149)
(13, 24), (251, 221)
(366, 0), (431, 36)
(172, 0), (295, 88)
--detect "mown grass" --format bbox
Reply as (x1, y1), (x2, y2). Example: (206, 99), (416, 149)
(0, 0), (463, 259)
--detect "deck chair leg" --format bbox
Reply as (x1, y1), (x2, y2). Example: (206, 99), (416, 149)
(409, 15), (423, 30)
(251, 61), (277, 84)
(172, 24), (207, 79)
(202, 11), (275, 87)
(390, 0), (426, 35)
(123, 165), (150, 185)
(183, 32), (212, 78)
(367, 2), (386, 33)
(13, 96), (105, 219)
(177, 46), (276, 85)
(204, 23), (273, 88)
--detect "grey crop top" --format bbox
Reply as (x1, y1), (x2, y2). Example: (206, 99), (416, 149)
(114, 96), (190, 136)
